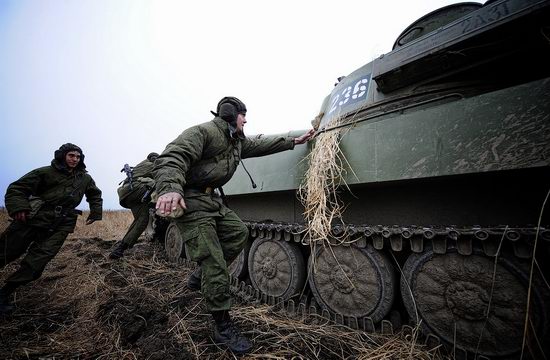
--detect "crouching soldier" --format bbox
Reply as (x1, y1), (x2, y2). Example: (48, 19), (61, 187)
(109, 152), (159, 259)
(0, 143), (103, 313)
(154, 97), (314, 354)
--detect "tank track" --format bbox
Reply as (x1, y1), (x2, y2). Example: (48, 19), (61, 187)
(223, 221), (550, 360)
(245, 222), (549, 259)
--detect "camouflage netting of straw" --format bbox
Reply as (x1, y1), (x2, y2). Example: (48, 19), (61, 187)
(299, 117), (352, 248)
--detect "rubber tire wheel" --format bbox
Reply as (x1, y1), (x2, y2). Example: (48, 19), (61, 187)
(248, 237), (307, 300)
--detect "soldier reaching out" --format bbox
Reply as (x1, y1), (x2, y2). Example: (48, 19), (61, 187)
(154, 97), (314, 354)
(110, 152), (159, 259)
(0, 143), (103, 313)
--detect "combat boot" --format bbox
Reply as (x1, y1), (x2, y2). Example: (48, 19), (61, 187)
(187, 267), (202, 291)
(109, 242), (129, 259)
(0, 288), (15, 314)
(212, 310), (253, 354)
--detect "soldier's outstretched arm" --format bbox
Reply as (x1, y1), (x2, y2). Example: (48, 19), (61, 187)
(241, 128), (315, 159)
(294, 129), (315, 145)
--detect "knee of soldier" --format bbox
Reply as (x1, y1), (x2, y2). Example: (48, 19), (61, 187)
(203, 263), (229, 284)
(31, 269), (45, 280)
(204, 283), (230, 303)
(19, 261), (45, 280)
(43, 242), (67, 257)
(47, 231), (70, 250)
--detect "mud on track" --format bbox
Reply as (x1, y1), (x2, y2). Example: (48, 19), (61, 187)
(0, 236), (445, 359)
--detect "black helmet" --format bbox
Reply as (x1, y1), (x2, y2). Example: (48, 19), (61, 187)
(53, 143), (86, 169)
(147, 152), (159, 162)
(210, 96), (247, 124)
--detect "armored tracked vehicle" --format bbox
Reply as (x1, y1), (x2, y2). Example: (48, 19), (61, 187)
(151, 0), (550, 358)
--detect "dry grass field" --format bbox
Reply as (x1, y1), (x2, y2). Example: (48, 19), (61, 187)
(68, 209), (135, 240)
(0, 207), (134, 239)
(0, 207), (449, 359)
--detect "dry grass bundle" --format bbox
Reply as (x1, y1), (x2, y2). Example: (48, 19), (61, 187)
(298, 118), (350, 246)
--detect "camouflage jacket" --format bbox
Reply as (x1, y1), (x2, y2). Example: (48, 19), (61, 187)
(5, 160), (103, 232)
(118, 158), (155, 207)
(131, 158), (155, 180)
(154, 117), (294, 214)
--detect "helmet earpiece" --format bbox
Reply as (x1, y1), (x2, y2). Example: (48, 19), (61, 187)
(219, 102), (238, 124)
(212, 96), (247, 124)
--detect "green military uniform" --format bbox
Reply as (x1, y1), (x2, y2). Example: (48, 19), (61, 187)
(155, 117), (295, 312)
(116, 155), (157, 249)
(0, 144), (102, 289)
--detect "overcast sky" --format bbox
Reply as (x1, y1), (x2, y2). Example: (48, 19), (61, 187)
(0, 0), (476, 210)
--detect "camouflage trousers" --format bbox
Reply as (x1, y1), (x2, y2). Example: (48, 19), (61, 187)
(0, 221), (69, 287)
(119, 183), (151, 247)
(120, 204), (150, 247)
(177, 210), (249, 312)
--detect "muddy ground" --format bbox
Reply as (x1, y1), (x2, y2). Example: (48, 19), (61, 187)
(0, 236), (443, 359)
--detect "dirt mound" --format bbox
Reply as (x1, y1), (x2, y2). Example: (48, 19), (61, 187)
(0, 235), (443, 359)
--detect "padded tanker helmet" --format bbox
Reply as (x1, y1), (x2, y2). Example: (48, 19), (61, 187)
(54, 143), (86, 169)
(147, 152), (159, 162)
(210, 96), (247, 125)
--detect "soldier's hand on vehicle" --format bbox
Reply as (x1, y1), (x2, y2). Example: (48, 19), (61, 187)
(13, 211), (28, 222)
(156, 192), (187, 216)
(294, 129), (315, 145)
(85, 219), (96, 225)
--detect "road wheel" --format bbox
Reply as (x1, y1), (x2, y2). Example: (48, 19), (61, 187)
(248, 238), (306, 300)
(308, 244), (395, 323)
(401, 248), (549, 358)
(164, 222), (184, 263)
